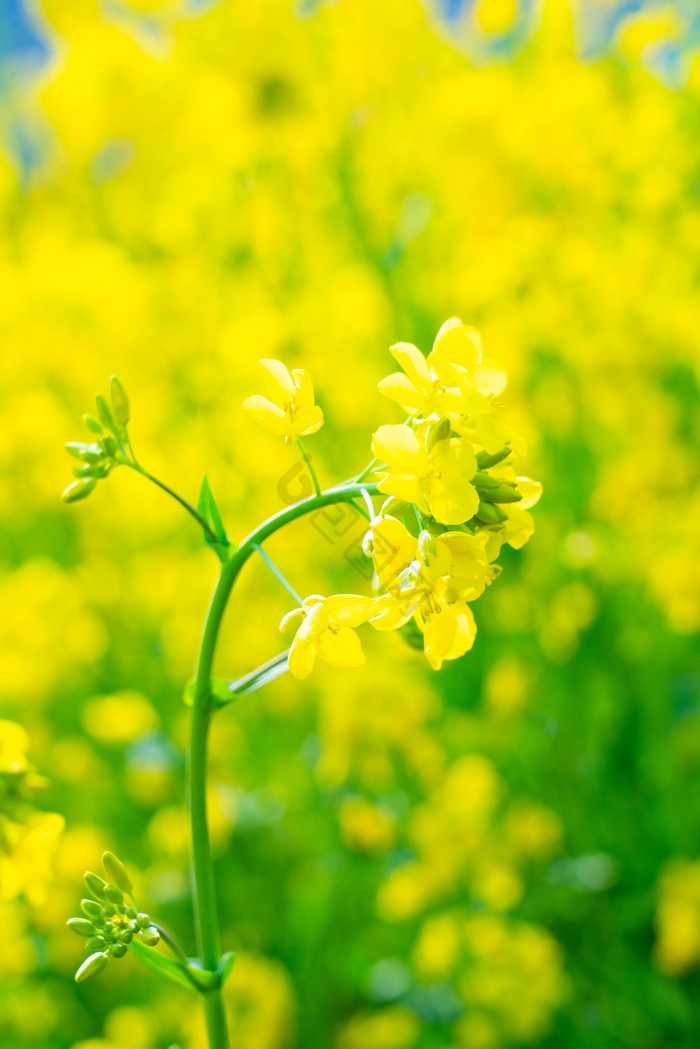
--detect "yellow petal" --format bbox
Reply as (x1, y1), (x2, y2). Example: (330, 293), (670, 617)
(296, 600), (329, 642)
(390, 341), (430, 388)
(423, 608), (458, 670)
(259, 358), (295, 398)
(430, 319), (482, 378)
(377, 372), (425, 410)
(474, 359), (507, 397)
(501, 507), (534, 550)
(325, 594), (374, 628)
(288, 637), (316, 679)
(431, 436), (477, 480)
(369, 516), (417, 588)
(241, 395), (290, 436)
(516, 477), (542, 509)
(427, 477), (479, 525)
(377, 475), (426, 505)
(293, 405), (324, 436)
(369, 594), (418, 631)
(371, 424), (425, 473)
(317, 626), (365, 669)
(291, 368), (315, 413)
(446, 606), (477, 660)
(280, 606), (306, 634)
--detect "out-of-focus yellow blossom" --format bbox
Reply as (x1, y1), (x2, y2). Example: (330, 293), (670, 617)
(654, 859), (700, 974)
(281, 594), (374, 678)
(242, 359), (323, 439)
(339, 797), (396, 853)
(336, 1006), (420, 1049)
(0, 721), (63, 906)
(372, 424), (480, 524)
(82, 690), (158, 743)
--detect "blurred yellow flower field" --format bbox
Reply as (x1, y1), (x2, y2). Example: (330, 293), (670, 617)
(1, 0), (700, 1046)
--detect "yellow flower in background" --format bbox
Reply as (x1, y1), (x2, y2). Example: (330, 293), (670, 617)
(242, 359), (324, 439)
(0, 721), (63, 906)
(372, 425), (479, 525)
(0, 811), (65, 907)
(281, 594), (374, 679)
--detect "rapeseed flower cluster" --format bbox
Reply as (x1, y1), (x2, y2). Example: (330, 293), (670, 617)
(245, 320), (540, 675)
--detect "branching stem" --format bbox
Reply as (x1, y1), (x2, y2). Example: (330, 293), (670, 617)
(188, 480), (379, 1049)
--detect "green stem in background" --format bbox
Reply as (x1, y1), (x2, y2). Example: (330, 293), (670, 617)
(252, 543), (304, 606)
(296, 437), (322, 496)
(188, 480), (379, 1049)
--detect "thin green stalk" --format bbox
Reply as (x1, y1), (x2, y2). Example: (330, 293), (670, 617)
(134, 466), (220, 547)
(252, 543), (304, 606)
(296, 437), (321, 496)
(187, 480), (379, 1049)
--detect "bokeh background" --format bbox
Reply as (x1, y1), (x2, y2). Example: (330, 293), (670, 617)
(2, 0), (700, 1046)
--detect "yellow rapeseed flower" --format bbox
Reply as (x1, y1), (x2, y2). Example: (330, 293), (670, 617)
(242, 359), (324, 439)
(378, 318), (506, 420)
(371, 424), (479, 525)
(281, 594), (374, 679)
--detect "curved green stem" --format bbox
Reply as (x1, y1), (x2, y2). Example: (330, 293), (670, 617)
(188, 480), (379, 1049)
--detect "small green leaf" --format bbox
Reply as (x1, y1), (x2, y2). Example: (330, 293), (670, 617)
(222, 650), (290, 705)
(197, 476), (229, 547)
(217, 951), (236, 987)
(131, 938), (195, 991)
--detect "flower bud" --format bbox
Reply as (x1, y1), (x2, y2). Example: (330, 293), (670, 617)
(63, 479), (97, 504)
(102, 851), (133, 894)
(75, 952), (108, 983)
(80, 900), (103, 921)
(67, 917), (96, 937)
(125, 906), (138, 920)
(83, 413), (103, 435)
(476, 448), (511, 469)
(104, 884), (124, 905)
(140, 927), (160, 947)
(95, 394), (117, 433)
(481, 485), (522, 504)
(85, 872), (108, 900)
(100, 435), (120, 458)
(119, 928), (133, 944)
(86, 935), (107, 951)
(136, 913), (150, 929)
(426, 418), (451, 451)
(109, 943), (128, 959)
(110, 377), (130, 426)
(102, 904), (117, 917)
(472, 471), (500, 490)
(476, 502), (508, 524)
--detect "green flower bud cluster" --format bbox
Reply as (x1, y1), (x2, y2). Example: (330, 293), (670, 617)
(68, 851), (161, 983)
(62, 377), (131, 504)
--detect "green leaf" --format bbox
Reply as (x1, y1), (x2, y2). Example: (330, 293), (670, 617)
(197, 476), (229, 547)
(217, 951), (236, 987)
(131, 939), (195, 991)
(220, 650), (290, 706)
